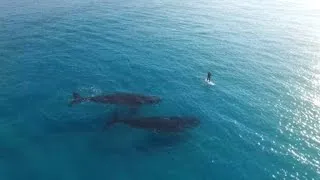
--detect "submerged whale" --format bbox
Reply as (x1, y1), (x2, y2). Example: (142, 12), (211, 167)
(69, 92), (161, 107)
(105, 114), (200, 132)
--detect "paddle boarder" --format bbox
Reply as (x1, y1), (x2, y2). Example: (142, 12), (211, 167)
(206, 72), (212, 82)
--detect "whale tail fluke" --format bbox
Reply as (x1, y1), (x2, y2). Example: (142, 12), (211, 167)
(73, 92), (81, 99)
(68, 92), (85, 106)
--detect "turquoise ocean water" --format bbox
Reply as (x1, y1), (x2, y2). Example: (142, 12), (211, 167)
(1, 0), (320, 179)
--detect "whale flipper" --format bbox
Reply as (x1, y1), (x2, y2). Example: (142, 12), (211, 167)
(103, 110), (119, 130)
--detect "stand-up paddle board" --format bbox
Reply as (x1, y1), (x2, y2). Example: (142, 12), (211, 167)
(205, 79), (215, 86)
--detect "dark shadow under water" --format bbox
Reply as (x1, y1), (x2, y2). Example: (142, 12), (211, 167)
(133, 131), (192, 153)
(34, 106), (197, 157)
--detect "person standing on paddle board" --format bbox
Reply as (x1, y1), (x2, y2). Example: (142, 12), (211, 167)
(206, 72), (212, 82)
